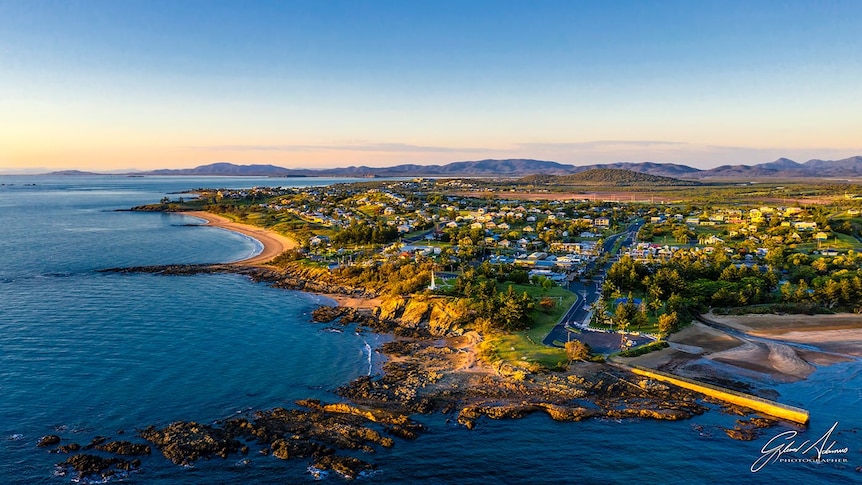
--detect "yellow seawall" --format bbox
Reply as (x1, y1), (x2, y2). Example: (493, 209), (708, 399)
(629, 366), (809, 425)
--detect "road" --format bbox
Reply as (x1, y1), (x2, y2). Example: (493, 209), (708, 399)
(542, 220), (642, 347)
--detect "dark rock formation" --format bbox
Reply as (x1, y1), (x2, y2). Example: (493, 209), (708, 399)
(723, 417), (778, 441)
(95, 440), (152, 455)
(312, 454), (376, 480)
(37, 435), (61, 447)
(56, 454), (140, 480)
(54, 443), (81, 453)
(311, 306), (370, 325)
(83, 435), (109, 449)
(139, 422), (241, 466)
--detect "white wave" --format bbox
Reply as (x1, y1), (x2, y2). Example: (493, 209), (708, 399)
(364, 340), (373, 376)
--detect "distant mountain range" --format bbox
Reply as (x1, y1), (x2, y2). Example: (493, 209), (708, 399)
(46, 156), (862, 179)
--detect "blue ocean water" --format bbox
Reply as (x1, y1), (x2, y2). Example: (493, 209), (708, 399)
(0, 175), (859, 484)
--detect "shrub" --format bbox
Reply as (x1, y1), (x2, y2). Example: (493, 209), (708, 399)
(617, 341), (669, 358)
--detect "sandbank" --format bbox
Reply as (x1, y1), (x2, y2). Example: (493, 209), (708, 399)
(184, 211), (297, 266)
(705, 312), (862, 357)
(621, 320), (853, 385)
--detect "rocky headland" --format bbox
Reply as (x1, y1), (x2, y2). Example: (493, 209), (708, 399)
(48, 261), (778, 481)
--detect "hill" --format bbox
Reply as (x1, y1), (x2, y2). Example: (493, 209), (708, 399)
(142, 163), (306, 177)
(519, 168), (700, 186)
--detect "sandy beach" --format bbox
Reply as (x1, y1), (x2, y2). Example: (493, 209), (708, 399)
(184, 211), (297, 266)
(184, 212), (385, 312)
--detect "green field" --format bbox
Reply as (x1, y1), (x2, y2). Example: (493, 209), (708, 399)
(480, 284), (576, 369)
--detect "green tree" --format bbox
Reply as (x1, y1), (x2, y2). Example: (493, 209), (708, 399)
(658, 312), (679, 335)
(565, 340), (592, 363)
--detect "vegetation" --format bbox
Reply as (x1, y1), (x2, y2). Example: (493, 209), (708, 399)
(565, 340), (592, 362)
(616, 341), (670, 358)
(135, 174), (862, 371)
(518, 169), (701, 186)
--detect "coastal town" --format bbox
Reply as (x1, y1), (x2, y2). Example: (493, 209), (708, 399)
(147, 172), (862, 367)
(43, 171), (862, 480)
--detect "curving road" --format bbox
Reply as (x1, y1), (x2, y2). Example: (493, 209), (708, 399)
(542, 221), (642, 347)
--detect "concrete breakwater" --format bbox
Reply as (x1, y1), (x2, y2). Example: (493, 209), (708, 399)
(628, 366), (810, 425)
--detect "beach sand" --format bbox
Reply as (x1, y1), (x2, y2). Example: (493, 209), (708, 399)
(185, 211), (297, 266)
(185, 212), (384, 311)
(322, 295), (383, 310)
(705, 312), (862, 358)
(621, 317), (855, 386)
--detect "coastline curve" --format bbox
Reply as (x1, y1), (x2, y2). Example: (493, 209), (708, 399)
(183, 211), (297, 266)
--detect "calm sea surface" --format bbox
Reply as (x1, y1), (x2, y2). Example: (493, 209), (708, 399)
(0, 175), (859, 484)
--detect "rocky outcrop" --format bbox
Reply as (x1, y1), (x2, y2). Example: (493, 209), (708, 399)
(722, 417), (778, 441)
(374, 296), (471, 337)
(312, 454), (376, 480)
(56, 454), (140, 481)
(37, 435), (61, 447)
(55, 443), (81, 453)
(100, 263), (374, 299)
(311, 306), (370, 324)
(94, 440), (152, 456)
(139, 422), (241, 466)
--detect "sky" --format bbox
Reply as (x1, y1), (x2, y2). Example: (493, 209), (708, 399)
(1, 0), (861, 172)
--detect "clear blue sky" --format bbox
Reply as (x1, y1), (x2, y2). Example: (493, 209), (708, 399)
(1, 0), (860, 171)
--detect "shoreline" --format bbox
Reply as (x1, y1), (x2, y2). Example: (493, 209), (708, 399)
(620, 313), (862, 387)
(183, 211), (297, 266)
(184, 211), (382, 310)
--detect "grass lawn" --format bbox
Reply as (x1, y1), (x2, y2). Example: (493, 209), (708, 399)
(588, 293), (662, 335)
(480, 284), (577, 369)
(796, 232), (862, 252)
(650, 235), (688, 246)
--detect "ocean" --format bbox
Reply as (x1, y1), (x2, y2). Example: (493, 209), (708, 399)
(0, 175), (859, 484)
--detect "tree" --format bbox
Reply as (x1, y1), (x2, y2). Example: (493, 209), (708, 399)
(658, 312), (679, 335)
(613, 298), (636, 332)
(673, 226), (692, 244)
(565, 340), (592, 363)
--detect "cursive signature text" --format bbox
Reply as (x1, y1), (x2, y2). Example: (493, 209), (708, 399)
(751, 422), (849, 473)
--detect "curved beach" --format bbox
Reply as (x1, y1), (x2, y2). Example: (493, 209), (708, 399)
(185, 211), (297, 266)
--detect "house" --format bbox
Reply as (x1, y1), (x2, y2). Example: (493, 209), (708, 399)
(793, 221), (818, 231)
(309, 235), (330, 246)
(594, 217), (610, 227)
